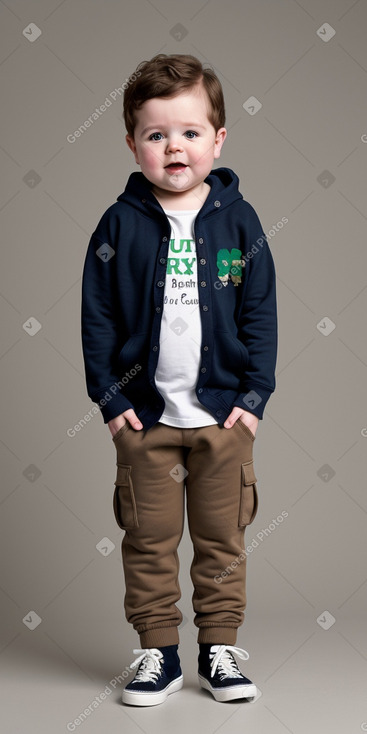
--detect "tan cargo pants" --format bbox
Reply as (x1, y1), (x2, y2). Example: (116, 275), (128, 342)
(112, 419), (258, 648)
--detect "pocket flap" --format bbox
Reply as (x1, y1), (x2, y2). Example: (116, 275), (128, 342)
(114, 464), (131, 486)
(242, 460), (257, 486)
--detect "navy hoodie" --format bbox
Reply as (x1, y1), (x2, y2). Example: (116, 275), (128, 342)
(81, 167), (277, 430)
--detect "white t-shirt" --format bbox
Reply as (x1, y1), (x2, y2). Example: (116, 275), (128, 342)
(154, 209), (218, 428)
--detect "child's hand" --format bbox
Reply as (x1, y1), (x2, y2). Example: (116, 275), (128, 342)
(223, 407), (259, 436)
(108, 409), (143, 436)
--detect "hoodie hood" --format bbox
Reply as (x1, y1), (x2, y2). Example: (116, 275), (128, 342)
(117, 167), (243, 217)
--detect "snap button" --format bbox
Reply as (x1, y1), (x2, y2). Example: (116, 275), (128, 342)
(200, 281), (206, 287)
(203, 305), (209, 311)
(214, 200), (221, 207)
(203, 345), (209, 351)
(157, 281), (165, 287)
(198, 237), (204, 244)
(155, 306), (161, 313)
(200, 258), (206, 265)
(152, 345), (158, 351)
(162, 236), (168, 242)
(200, 367), (207, 373)
(159, 257), (166, 264)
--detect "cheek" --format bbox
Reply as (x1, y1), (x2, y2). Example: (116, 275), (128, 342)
(190, 144), (215, 166)
(140, 147), (164, 168)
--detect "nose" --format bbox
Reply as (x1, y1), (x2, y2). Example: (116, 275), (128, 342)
(165, 136), (184, 153)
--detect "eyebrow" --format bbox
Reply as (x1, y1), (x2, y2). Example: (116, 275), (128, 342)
(140, 123), (207, 136)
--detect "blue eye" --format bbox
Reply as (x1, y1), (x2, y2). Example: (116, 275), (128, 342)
(185, 130), (198, 139)
(149, 132), (163, 141)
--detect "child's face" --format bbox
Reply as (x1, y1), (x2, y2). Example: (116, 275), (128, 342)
(126, 83), (226, 203)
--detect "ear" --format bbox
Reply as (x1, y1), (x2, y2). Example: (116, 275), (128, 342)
(213, 127), (227, 159)
(125, 134), (140, 164)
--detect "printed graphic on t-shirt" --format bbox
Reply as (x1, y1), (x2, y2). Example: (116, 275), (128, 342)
(164, 237), (198, 308)
(154, 209), (217, 428)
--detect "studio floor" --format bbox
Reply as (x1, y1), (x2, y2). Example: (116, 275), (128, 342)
(1, 613), (366, 734)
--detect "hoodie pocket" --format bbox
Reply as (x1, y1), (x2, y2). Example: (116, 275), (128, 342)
(239, 460), (258, 527)
(212, 331), (249, 384)
(118, 333), (149, 372)
(113, 464), (139, 530)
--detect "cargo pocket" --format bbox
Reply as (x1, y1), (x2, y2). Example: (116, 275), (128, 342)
(238, 460), (259, 528)
(113, 464), (139, 530)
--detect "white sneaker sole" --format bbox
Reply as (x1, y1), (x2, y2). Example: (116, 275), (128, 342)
(122, 674), (183, 706)
(198, 674), (257, 702)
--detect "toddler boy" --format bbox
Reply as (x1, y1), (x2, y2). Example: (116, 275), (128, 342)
(81, 53), (277, 706)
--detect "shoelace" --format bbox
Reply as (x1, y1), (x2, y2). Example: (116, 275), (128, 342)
(209, 645), (250, 679)
(129, 648), (164, 683)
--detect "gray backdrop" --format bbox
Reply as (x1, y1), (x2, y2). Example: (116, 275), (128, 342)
(1, 1), (366, 733)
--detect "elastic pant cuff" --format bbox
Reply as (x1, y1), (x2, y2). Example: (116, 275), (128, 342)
(139, 626), (179, 649)
(197, 627), (238, 645)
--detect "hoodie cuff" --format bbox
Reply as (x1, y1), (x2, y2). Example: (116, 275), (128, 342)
(91, 389), (134, 424)
(232, 385), (274, 420)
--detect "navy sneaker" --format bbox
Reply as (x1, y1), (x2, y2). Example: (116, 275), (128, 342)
(122, 645), (183, 706)
(198, 644), (257, 702)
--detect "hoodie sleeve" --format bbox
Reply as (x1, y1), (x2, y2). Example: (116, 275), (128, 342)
(81, 227), (134, 423)
(232, 205), (278, 419)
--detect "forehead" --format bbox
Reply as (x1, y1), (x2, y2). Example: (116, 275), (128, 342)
(134, 84), (213, 129)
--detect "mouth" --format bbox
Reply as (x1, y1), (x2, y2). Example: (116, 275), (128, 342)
(165, 163), (188, 174)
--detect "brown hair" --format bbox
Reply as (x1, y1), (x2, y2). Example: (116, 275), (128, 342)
(123, 54), (225, 138)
